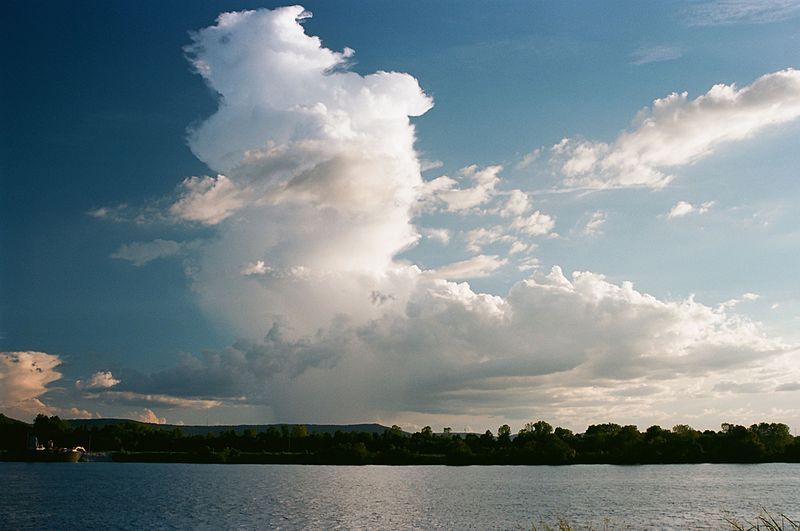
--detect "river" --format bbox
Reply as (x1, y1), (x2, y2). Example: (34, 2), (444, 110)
(2, 462), (798, 529)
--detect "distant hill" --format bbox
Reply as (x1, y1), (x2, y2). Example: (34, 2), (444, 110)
(0, 413), (30, 428)
(64, 418), (395, 436)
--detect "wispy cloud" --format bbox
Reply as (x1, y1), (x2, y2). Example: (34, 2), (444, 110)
(429, 254), (508, 280)
(516, 148), (542, 169)
(420, 159), (444, 172)
(583, 210), (608, 236)
(630, 45), (683, 65)
(687, 0), (800, 26)
(111, 239), (201, 266)
(85, 390), (224, 409)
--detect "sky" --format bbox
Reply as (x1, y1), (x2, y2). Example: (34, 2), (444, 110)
(2, 0), (800, 432)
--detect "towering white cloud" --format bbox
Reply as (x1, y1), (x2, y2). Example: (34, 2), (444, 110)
(95, 7), (796, 427)
(174, 6), (433, 338)
(553, 69), (800, 189)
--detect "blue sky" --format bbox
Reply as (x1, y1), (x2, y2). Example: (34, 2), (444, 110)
(2, 0), (800, 431)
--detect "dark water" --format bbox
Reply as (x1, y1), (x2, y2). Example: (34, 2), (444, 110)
(1, 462), (798, 529)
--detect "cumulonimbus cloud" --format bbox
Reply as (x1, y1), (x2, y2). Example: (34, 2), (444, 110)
(90, 6), (798, 426)
(170, 6), (434, 340)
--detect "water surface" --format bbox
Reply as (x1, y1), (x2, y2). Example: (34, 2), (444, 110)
(2, 463), (798, 529)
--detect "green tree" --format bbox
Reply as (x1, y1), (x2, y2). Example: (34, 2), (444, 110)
(498, 424), (511, 444)
(528, 420), (553, 437)
(291, 424), (308, 439)
(749, 422), (793, 457)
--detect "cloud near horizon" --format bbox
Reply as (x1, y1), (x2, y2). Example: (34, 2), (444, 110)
(132, 408), (167, 424)
(0, 351), (63, 419)
(92, 266), (793, 426)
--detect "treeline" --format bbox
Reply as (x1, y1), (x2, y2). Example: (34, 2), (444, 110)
(2, 414), (799, 465)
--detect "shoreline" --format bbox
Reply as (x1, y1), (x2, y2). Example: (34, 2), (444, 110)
(95, 451), (800, 466)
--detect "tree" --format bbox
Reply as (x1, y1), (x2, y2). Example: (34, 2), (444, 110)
(554, 427), (574, 440)
(498, 424), (511, 444)
(33, 414), (71, 446)
(527, 420), (553, 437)
(672, 424), (698, 437)
(749, 422), (793, 457)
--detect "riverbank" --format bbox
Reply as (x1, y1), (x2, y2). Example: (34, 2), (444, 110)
(107, 449), (800, 466)
(5, 415), (800, 466)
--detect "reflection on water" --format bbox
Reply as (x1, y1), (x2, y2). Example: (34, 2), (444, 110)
(1, 463), (798, 529)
